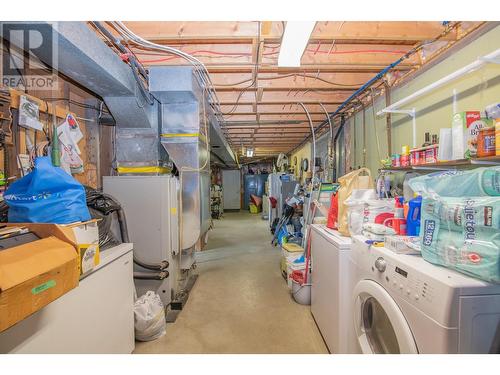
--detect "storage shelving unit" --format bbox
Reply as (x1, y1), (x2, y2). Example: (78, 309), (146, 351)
(380, 156), (500, 172)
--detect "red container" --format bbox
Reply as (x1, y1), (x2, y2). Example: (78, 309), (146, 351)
(401, 154), (410, 167)
(410, 145), (439, 165)
(424, 145), (439, 164)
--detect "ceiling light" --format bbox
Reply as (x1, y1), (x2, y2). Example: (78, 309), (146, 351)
(278, 21), (316, 67)
(246, 148), (254, 157)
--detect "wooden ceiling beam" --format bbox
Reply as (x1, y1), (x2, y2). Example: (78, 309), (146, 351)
(221, 103), (338, 113)
(225, 122), (321, 127)
(123, 21), (453, 43)
(227, 129), (311, 133)
(311, 21), (455, 41)
(219, 101), (344, 106)
(227, 126), (314, 130)
(221, 102), (337, 115)
(215, 87), (356, 92)
(216, 90), (352, 102)
(134, 42), (418, 67)
(224, 111), (331, 116)
(211, 71), (375, 89)
(206, 65), (413, 74)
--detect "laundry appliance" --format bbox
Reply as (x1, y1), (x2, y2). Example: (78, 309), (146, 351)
(310, 224), (359, 353)
(350, 235), (500, 353)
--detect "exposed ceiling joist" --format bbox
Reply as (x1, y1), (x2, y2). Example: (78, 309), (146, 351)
(118, 21), (484, 161)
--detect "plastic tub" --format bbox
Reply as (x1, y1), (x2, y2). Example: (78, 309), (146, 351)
(291, 280), (311, 305)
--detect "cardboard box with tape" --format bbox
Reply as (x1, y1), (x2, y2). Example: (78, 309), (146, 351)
(0, 236), (79, 332)
(6, 220), (100, 276)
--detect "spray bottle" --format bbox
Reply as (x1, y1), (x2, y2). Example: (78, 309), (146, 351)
(394, 196), (407, 235)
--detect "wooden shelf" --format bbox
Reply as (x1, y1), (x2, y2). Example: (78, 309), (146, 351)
(380, 156), (500, 172)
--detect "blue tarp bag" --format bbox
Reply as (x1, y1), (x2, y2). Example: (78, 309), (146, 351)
(4, 156), (91, 224)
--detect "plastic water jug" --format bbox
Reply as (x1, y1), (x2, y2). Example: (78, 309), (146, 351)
(407, 195), (422, 236)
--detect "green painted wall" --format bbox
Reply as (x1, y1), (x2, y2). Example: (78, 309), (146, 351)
(350, 25), (500, 175)
(288, 25), (500, 179)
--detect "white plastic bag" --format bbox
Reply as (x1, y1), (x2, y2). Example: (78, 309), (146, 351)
(134, 291), (166, 342)
(345, 189), (375, 235)
(345, 189), (393, 236)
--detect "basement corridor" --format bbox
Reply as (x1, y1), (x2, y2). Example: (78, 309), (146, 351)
(134, 211), (327, 354)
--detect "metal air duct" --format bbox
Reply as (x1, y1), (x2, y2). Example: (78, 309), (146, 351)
(149, 66), (211, 250)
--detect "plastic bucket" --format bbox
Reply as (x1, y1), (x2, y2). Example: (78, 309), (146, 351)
(291, 279), (311, 305)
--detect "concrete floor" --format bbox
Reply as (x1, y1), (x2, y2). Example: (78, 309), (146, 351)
(134, 211), (328, 354)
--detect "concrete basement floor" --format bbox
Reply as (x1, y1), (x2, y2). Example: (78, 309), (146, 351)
(134, 211), (328, 354)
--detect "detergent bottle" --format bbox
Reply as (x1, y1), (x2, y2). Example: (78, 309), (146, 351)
(406, 195), (422, 236)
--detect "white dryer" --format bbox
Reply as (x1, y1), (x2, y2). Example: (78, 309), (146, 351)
(350, 235), (500, 354)
(310, 224), (359, 353)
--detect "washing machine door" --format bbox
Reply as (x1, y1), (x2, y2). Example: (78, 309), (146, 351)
(353, 280), (418, 354)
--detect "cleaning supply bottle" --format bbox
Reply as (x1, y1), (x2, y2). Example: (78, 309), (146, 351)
(407, 195), (422, 236)
(394, 196), (407, 235)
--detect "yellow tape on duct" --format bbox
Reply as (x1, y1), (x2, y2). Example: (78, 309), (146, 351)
(161, 133), (207, 142)
(117, 166), (170, 174)
(161, 133), (200, 138)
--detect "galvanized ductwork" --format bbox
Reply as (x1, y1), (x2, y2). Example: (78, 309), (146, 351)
(0, 21), (163, 167)
(1, 22), (235, 250)
(149, 66), (211, 250)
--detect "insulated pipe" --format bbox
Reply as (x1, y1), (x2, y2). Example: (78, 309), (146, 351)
(319, 102), (334, 181)
(298, 102), (316, 179)
(318, 103), (333, 142)
(133, 270), (169, 280)
(384, 82), (392, 156)
(332, 115), (346, 181)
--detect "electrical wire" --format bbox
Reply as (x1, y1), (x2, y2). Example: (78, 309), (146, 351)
(213, 72), (366, 89)
(222, 21), (261, 116)
(38, 97), (110, 114)
(298, 102), (316, 183)
(92, 22), (154, 105)
(107, 21), (233, 148)
(137, 48), (410, 63)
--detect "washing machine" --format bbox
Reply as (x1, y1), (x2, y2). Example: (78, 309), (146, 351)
(350, 235), (500, 354)
(310, 224), (359, 353)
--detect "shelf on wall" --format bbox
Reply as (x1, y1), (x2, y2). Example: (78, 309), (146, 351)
(380, 156), (500, 172)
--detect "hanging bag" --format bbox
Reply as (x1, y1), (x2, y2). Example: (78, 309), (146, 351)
(337, 168), (374, 236)
(4, 156), (91, 224)
(326, 192), (339, 230)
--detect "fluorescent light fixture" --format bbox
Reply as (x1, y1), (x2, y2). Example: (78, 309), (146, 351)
(246, 148), (254, 157)
(278, 21), (316, 67)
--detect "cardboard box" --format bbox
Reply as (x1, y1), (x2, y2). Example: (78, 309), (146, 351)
(384, 235), (421, 255)
(6, 220), (100, 276)
(0, 236), (79, 332)
(452, 111), (493, 159)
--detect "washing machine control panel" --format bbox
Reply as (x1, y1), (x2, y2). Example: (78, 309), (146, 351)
(369, 253), (435, 306)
